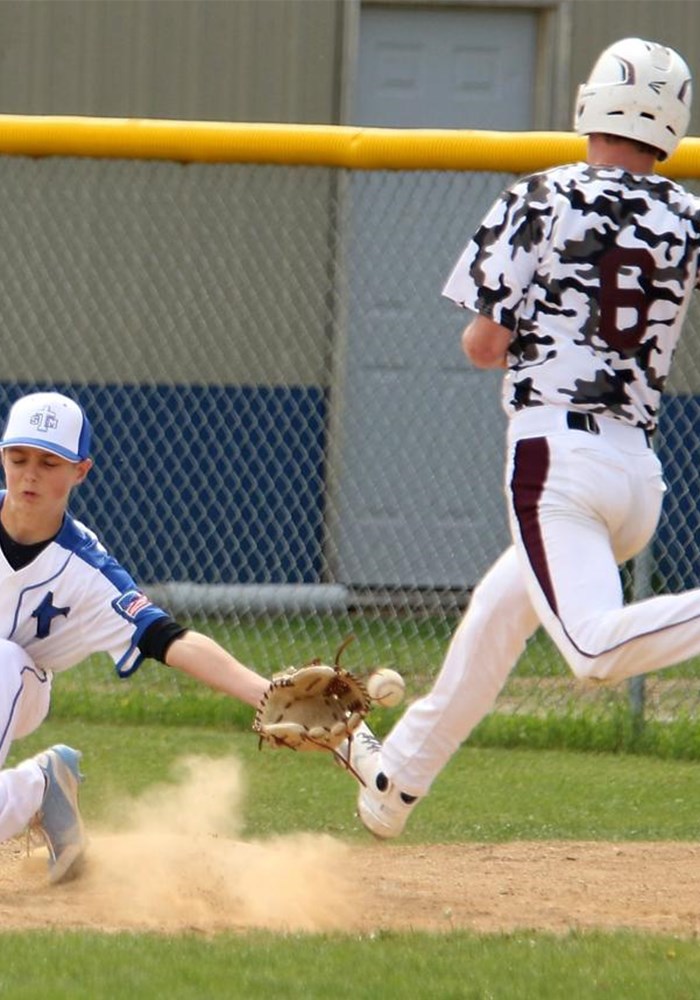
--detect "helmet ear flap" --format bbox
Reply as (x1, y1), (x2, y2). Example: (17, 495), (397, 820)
(573, 37), (692, 160)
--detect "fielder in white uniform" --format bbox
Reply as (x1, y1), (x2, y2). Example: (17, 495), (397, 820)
(347, 38), (700, 837)
(0, 391), (270, 880)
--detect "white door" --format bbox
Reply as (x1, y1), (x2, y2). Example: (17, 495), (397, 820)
(331, 4), (537, 588)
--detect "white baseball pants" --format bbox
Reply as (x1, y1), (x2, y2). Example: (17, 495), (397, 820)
(381, 546), (536, 796)
(0, 641), (52, 841)
(382, 406), (700, 797)
(507, 407), (700, 682)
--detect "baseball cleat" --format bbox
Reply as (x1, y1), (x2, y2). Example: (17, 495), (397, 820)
(335, 721), (381, 784)
(346, 724), (419, 839)
(357, 771), (419, 840)
(32, 744), (87, 884)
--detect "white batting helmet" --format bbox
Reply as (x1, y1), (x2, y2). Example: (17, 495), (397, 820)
(574, 37), (692, 159)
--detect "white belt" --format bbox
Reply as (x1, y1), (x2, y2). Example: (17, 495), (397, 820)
(508, 407), (653, 452)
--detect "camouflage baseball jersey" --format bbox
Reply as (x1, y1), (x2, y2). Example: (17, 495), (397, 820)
(443, 163), (700, 432)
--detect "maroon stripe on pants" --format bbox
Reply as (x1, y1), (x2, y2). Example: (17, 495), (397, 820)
(510, 437), (558, 616)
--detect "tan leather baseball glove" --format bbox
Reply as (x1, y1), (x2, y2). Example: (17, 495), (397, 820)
(253, 640), (371, 760)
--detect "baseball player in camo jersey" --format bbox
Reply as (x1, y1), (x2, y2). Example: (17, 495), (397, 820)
(0, 391), (270, 881)
(345, 37), (700, 838)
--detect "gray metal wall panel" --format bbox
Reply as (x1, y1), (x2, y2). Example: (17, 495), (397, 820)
(0, 0), (343, 123)
(0, 157), (335, 386)
(1, 0), (698, 133)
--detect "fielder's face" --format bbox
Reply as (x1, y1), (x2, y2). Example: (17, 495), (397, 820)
(1, 446), (92, 534)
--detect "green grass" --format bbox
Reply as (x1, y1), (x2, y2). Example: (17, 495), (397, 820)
(4, 719), (700, 998)
(0, 929), (698, 1000)
(4, 616), (700, 998)
(469, 708), (700, 761)
(47, 608), (700, 761)
(9, 718), (700, 843)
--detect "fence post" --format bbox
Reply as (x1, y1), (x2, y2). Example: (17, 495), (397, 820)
(629, 544), (654, 735)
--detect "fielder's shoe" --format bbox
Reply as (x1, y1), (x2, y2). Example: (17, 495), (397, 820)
(349, 725), (420, 840)
(32, 744), (86, 884)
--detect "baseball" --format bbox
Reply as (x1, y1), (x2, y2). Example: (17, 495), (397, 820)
(367, 668), (405, 707)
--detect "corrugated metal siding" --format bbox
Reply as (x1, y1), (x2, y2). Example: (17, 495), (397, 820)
(0, 0), (698, 134)
(0, 156), (336, 386)
(0, 0), (343, 123)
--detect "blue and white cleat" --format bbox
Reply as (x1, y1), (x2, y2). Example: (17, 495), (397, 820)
(32, 744), (87, 884)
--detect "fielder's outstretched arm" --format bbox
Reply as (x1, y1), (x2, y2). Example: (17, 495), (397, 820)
(164, 630), (269, 708)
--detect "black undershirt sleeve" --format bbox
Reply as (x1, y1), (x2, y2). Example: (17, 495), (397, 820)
(138, 617), (189, 663)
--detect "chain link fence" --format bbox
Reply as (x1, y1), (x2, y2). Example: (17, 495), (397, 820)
(1, 149), (699, 725)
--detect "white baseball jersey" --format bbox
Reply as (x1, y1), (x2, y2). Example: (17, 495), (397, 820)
(443, 163), (700, 432)
(0, 491), (169, 676)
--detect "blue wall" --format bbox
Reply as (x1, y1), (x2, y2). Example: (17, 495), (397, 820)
(0, 383), (327, 585)
(6, 384), (696, 594)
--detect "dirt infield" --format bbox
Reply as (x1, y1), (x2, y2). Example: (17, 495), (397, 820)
(1, 836), (699, 937)
(2, 756), (697, 937)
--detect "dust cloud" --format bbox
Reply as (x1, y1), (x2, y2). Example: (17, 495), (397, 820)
(9, 754), (363, 934)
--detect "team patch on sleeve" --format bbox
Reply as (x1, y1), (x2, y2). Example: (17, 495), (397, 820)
(112, 589), (154, 622)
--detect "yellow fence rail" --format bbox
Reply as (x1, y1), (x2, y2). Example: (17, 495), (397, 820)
(1, 115), (699, 177)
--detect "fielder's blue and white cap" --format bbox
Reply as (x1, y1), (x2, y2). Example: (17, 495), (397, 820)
(0, 392), (92, 462)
